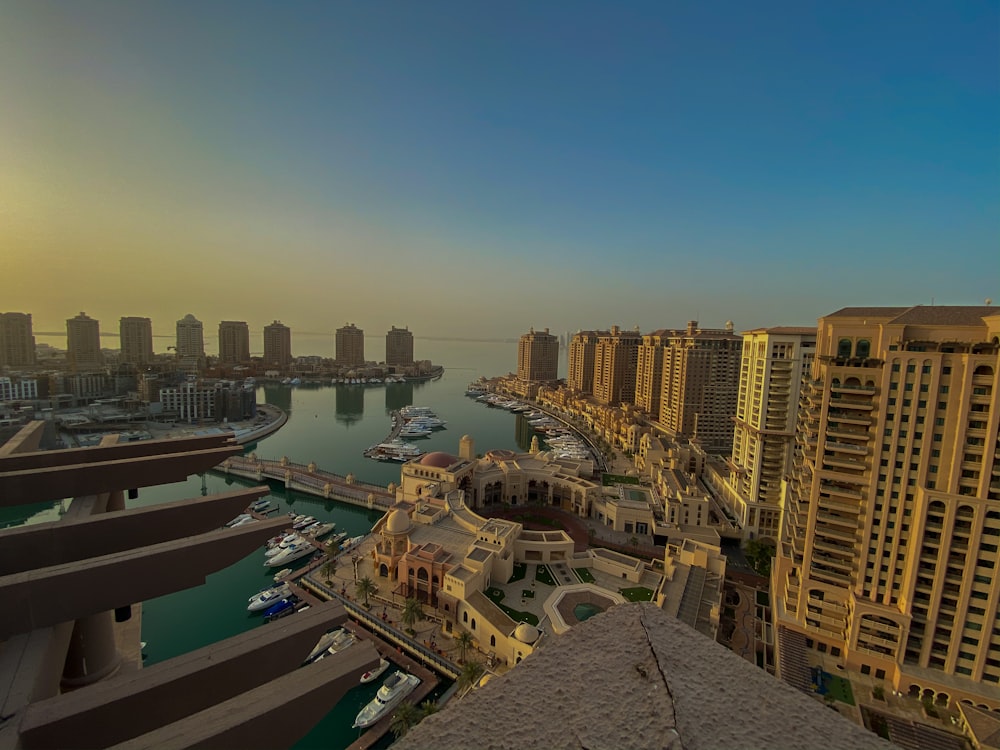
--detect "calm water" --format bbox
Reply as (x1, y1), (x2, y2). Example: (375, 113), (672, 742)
(122, 340), (544, 748)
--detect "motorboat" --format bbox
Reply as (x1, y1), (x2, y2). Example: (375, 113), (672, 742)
(340, 535), (364, 552)
(303, 628), (347, 665)
(292, 515), (316, 530)
(247, 583), (291, 612)
(266, 540), (316, 567)
(272, 568), (293, 582)
(326, 531), (348, 547)
(262, 597), (296, 619)
(306, 522), (336, 539)
(359, 658), (391, 684)
(225, 514), (252, 527)
(352, 671), (421, 728)
(313, 629), (356, 662)
(265, 534), (303, 559)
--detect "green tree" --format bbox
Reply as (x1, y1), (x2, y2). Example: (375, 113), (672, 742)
(454, 630), (475, 664)
(401, 597), (424, 634)
(390, 701), (421, 739)
(355, 576), (377, 609)
(458, 660), (484, 693)
(320, 555), (337, 586)
(419, 699), (439, 719)
(629, 535), (639, 550)
(744, 540), (776, 578)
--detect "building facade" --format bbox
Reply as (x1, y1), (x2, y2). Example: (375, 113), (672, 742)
(723, 327), (816, 541)
(568, 331), (601, 395)
(119, 317), (154, 367)
(335, 323), (365, 367)
(385, 326), (414, 367)
(516, 328), (559, 383)
(593, 326), (641, 406)
(635, 330), (669, 417)
(772, 306), (1000, 710)
(659, 320), (742, 450)
(176, 314), (205, 358)
(66, 312), (103, 372)
(218, 321), (250, 365)
(0, 312), (36, 368)
(263, 320), (292, 368)
(0, 377), (38, 402)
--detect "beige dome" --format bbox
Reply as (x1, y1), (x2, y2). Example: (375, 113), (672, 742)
(514, 623), (539, 644)
(386, 508), (411, 534)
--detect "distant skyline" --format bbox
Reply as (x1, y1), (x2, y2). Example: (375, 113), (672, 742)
(3, 1), (997, 338)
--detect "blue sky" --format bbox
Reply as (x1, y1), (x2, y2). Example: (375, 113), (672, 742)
(2, 1), (997, 344)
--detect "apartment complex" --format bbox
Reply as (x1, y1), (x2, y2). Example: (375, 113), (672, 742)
(385, 326), (414, 367)
(66, 312), (103, 372)
(723, 327), (816, 540)
(218, 321), (250, 365)
(635, 330), (670, 417)
(593, 326), (641, 406)
(568, 331), (601, 394)
(263, 320), (292, 368)
(659, 321), (742, 450)
(175, 314), (205, 358)
(517, 327), (559, 382)
(0, 312), (36, 368)
(335, 323), (365, 367)
(119, 316), (154, 367)
(773, 306), (1000, 709)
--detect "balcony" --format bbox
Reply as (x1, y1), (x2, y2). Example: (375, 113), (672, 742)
(818, 495), (859, 514)
(829, 397), (875, 411)
(826, 440), (868, 455)
(831, 382), (877, 395)
(820, 481), (864, 499)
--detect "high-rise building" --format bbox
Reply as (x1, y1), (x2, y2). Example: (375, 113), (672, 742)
(336, 323), (365, 367)
(724, 327), (816, 540)
(772, 305), (1000, 709)
(517, 328), (559, 382)
(66, 312), (103, 372)
(119, 316), (154, 367)
(385, 326), (414, 367)
(634, 330), (670, 417)
(593, 326), (641, 406)
(263, 321), (292, 367)
(176, 314), (205, 358)
(218, 321), (250, 365)
(659, 320), (742, 449)
(568, 331), (601, 394)
(0, 312), (36, 368)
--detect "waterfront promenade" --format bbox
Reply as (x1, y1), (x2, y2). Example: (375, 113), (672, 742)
(217, 454), (396, 511)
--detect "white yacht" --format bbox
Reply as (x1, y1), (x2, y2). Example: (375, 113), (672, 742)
(360, 658), (391, 684)
(247, 583), (291, 612)
(303, 628), (347, 665)
(352, 671), (421, 728)
(266, 540), (316, 567)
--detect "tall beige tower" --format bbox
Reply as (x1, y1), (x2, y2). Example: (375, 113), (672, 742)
(385, 326), (414, 367)
(0, 312), (36, 368)
(772, 305), (1000, 709)
(723, 327), (815, 540)
(336, 323), (365, 367)
(635, 330), (669, 417)
(659, 320), (742, 449)
(517, 327), (559, 382)
(218, 321), (250, 364)
(263, 321), (292, 367)
(119, 317), (154, 367)
(176, 314), (205, 358)
(568, 331), (601, 394)
(593, 326), (641, 406)
(66, 312), (103, 372)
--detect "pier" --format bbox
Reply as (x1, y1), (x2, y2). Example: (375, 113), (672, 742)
(217, 455), (396, 511)
(361, 410), (404, 460)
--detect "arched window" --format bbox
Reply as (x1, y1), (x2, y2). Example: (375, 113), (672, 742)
(837, 338), (852, 358)
(379, 564), (388, 577)
(471, 618), (477, 630)
(855, 339), (871, 358)
(491, 635), (496, 647)
(418, 568), (429, 581)
(463, 611), (468, 623)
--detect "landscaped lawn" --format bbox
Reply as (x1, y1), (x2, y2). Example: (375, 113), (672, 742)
(507, 562), (527, 584)
(574, 567), (595, 583)
(483, 586), (539, 625)
(619, 587), (654, 602)
(824, 674), (856, 706)
(602, 473), (640, 487)
(535, 564), (556, 586)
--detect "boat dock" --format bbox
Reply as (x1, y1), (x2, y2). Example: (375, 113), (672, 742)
(361, 410), (403, 460)
(217, 455), (395, 511)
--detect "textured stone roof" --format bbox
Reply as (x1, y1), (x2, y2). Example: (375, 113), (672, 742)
(824, 306), (911, 319)
(394, 603), (892, 750)
(887, 305), (998, 327)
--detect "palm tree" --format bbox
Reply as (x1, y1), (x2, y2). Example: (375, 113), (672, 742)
(320, 555), (337, 586)
(419, 699), (439, 719)
(401, 597), (424, 635)
(389, 701), (421, 739)
(458, 660), (484, 694)
(454, 630), (474, 664)
(355, 576), (377, 609)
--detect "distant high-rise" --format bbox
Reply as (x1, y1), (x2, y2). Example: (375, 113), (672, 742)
(0, 312), (36, 368)
(66, 312), (103, 372)
(263, 321), (292, 367)
(336, 323), (365, 367)
(517, 328), (559, 382)
(218, 321), (250, 364)
(659, 320), (742, 449)
(119, 316), (154, 367)
(568, 331), (601, 394)
(385, 326), (414, 367)
(176, 314), (205, 358)
(593, 326), (641, 405)
(634, 330), (670, 417)
(725, 327), (815, 540)
(773, 305), (1000, 710)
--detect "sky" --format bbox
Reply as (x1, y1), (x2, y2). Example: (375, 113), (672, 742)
(2, 1), (998, 349)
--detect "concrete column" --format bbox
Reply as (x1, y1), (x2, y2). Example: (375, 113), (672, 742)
(106, 489), (126, 513)
(60, 612), (121, 689)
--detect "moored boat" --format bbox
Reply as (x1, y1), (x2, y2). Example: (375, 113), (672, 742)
(247, 583), (291, 612)
(359, 658), (391, 684)
(352, 671), (421, 728)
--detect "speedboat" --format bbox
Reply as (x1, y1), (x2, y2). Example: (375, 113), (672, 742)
(292, 515), (316, 530)
(272, 568), (293, 582)
(225, 514), (252, 527)
(247, 583), (291, 612)
(303, 628), (347, 665)
(360, 658), (391, 684)
(326, 531), (348, 547)
(352, 671), (421, 728)
(307, 522), (336, 539)
(340, 535), (364, 552)
(263, 597), (296, 621)
(266, 540), (315, 567)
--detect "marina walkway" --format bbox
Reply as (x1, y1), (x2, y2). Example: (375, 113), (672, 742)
(217, 455), (396, 511)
